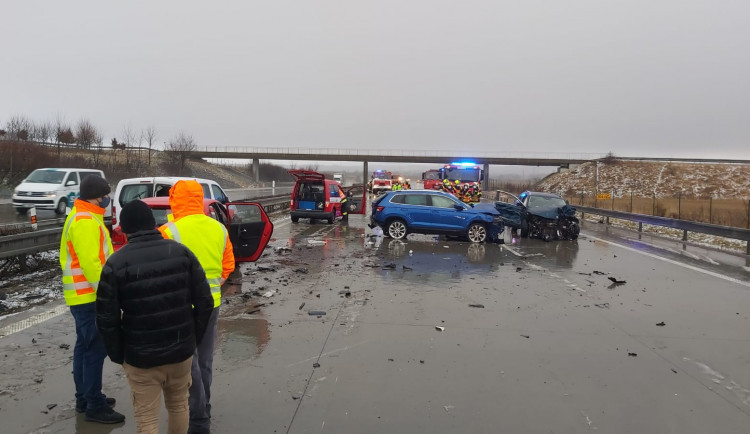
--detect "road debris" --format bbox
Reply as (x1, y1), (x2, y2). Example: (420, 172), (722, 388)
(402, 265), (413, 271)
(656, 321), (666, 327)
(262, 290), (276, 298)
(308, 311), (327, 316)
(299, 303), (306, 310)
(46, 404), (56, 410)
(608, 277), (626, 284)
(294, 267), (309, 274)
(593, 270), (606, 275)
(58, 343), (69, 350)
(594, 303), (610, 309)
(307, 240), (326, 246)
(382, 263), (397, 269)
(468, 304), (485, 308)
(628, 352), (638, 357)
(520, 334), (530, 339)
(313, 362), (320, 368)
(435, 326), (445, 332)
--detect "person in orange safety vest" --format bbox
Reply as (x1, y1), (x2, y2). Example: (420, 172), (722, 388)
(59, 174), (125, 424)
(158, 180), (234, 434)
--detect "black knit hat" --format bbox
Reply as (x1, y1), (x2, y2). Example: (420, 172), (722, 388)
(79, 175), (111, 200)
(120, 200), (156, 234)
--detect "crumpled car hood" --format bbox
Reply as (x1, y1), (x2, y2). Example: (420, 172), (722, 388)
(529, 204), (577, 219)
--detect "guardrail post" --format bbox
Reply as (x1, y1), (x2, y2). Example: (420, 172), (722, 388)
(638, 222), (642, 232)
(682, 230), (688, 241)
(30, 207), (38, 231)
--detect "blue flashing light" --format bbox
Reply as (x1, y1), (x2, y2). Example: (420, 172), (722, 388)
(451, 161), (477, 167)
(519, 192), (528, 199)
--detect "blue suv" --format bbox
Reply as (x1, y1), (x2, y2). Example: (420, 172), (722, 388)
(371, 190), (504, 243)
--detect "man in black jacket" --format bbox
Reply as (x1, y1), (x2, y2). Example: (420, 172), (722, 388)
(97, 199), (214, 434)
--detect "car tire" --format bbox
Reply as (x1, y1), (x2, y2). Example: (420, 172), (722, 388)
(55, 199), (68, 215)
(467, 223), (487, 243)
(291, 216), (299, 223)
(327, 215), (334, 224)
(15, 207), (28, 215)
(387, 219), (407, 240)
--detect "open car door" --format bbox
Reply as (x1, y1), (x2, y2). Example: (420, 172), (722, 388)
(493, 190), (526, 228)
(287, 169), (326, 182)
(344, 185), (367, 215)
(226, 202), (274, 262)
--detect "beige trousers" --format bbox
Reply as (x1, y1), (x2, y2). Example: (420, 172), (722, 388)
(123, 357), (193, 434)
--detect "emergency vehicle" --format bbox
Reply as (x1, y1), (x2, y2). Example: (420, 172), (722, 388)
(438, 162), (484, 204)
(421, 169), (441, 190)
(370, 170), (393, 194)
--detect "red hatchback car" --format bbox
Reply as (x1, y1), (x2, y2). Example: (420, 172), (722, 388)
(111, 197), (274, 262)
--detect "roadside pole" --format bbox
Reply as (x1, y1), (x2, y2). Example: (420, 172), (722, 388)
(30, 207), (37, 231)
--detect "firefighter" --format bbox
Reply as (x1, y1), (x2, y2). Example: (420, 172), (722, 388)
(340, 187), (350, 221)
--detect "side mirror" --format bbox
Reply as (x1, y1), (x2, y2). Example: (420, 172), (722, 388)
(453, 204), (464, 211)
(66, 180), (76, 186)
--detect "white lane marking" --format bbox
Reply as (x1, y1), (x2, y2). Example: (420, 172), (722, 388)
(0, 304), (69, 338)
(584, 234), (750, 288)
(502, 245), (524, 257)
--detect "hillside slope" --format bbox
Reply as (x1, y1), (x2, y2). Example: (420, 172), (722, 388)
(538, 160), (750, 199)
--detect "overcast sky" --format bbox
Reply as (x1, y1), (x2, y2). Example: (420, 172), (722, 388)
(3, 0), (748, 160)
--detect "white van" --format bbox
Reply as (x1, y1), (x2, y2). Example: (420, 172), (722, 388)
(13, 168), (107, 215)
(112, 177), (230, 230)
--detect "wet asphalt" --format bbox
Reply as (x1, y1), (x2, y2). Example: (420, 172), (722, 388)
(1, 213), (750, 433)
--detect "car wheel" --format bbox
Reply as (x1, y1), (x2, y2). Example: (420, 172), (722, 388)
(55, 199), (68, 215)
(387, 219), (407, 240)
(15, 207), (28, 215)
(291, 216), (299, 223)
(467, 223), (487, 243)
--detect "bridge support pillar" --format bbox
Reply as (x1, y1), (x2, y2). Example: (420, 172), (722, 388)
(483, 163), (490, 193)
(253, 158), (260, 183)
(363, 161), (368, 187)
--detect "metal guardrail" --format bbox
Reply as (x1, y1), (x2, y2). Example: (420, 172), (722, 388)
(575, 205), (750, 255)
(0, 195), (291, 260)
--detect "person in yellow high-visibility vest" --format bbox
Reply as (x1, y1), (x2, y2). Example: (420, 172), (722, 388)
(158, 180), (234, 434)
(59, 174), (125, 424)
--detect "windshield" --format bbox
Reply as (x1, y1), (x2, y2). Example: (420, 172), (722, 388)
(25, 169), (66, 184)
(527, 195), (567, 209)
(443, 168), (481, 182)
(373, 172), (391, 180)
(423, 171), (440, 180)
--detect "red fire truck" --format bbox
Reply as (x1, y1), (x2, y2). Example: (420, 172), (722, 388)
(438, 162), (484, 204)
(421, 169), (441, 190)
(370, 169), (393, 194)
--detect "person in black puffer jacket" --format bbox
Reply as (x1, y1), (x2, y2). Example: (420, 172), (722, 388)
(96, 199), (213, 434)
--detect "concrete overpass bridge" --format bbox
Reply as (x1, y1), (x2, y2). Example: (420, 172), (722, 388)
(188, 146), (603, 189)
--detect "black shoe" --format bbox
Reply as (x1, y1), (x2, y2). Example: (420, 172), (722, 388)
(77, 397), (116, 413)
(367, 223), (376, 229)
(85, 406), (125, 424)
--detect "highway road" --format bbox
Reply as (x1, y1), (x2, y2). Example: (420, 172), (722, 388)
(0, 213), (749, 433)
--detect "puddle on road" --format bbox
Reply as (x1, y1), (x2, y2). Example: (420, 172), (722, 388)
(218, 317), (270, 362)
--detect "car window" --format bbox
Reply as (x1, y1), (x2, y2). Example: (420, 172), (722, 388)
(79, 171), (100, 182)
(154, 183), (171, 197)
(119, 184), (154, 206)
(430, 195), (460, 209)
(151, 208), (171, 227)
(211, 184), (226, 202)
(528, 195), (567, 209)
(227, 204), (262, 223)
(64, 172), (79, 186)
(26, 169), (65, 184)
(200, 183), (211, 198)
(389, 195), (405, 204)
(404, 194), (428, 206)
(329, 184), (340, 197)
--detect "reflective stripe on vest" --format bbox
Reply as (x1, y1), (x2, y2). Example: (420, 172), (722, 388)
(162, 220), (227, 308)
(61, 212), (110, 306)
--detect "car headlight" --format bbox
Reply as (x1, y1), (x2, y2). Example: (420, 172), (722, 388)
(43, 191), (57, 197)
(13, 189), (19, 195)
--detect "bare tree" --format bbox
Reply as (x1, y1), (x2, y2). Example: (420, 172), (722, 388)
(143, 125), (157, 167)
(5, 115), (32, 140)
(54, 114), (71, 161)
(122, 125), (137, 168)
(34, 120), (54, 143)
(75, 119), (102, 150)
(165, 132), (196, 175)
